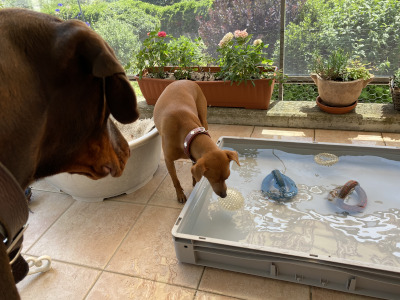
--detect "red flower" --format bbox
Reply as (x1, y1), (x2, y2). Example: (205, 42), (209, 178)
(157, 31), (167, 37)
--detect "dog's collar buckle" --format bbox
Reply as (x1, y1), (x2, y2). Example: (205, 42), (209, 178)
(183, 127), (210, 163)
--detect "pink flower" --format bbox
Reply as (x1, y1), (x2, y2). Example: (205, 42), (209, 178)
(157, 31), (167, 37)
(234, 29), (248, 39)
(147, 32), (150, 36)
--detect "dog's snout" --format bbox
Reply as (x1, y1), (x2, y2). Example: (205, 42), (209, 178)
(218, 191), (227, 198)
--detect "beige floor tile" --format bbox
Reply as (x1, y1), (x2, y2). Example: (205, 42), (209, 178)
(27, 201), (144, 268)
(17, 260), (99, 300)
(315, 130), (385, 146)
(195, 291), (241, 300)
(86, 271), (195, 299)
(208, 124), (254, 143)
(199, 268), (310, 300)
(311, 287), (380, 300)
(106, 206), (203, 288)
(112, 162), (168, 204)
(251, 127), (314, 142)
(149, 160), (194, 208)
(382, 132), (400, 147)
(23, 191), (74, 251)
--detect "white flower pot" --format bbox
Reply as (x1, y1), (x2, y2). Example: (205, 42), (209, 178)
(45, 127), (161, 202)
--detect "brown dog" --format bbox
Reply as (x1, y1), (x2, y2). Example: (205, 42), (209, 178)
(154, 80), (239, 203)
(0, 9), (138, 299)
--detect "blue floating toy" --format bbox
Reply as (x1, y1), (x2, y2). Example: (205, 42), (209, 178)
(261, 169), (298, 201)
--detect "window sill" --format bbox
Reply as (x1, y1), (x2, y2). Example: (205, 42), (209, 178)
(137, 97), (400, 133)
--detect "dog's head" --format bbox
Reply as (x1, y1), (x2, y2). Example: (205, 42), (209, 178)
(36, 18), (139, 180)
(191, 150), (240, 198)
(0, 9), (139, 185)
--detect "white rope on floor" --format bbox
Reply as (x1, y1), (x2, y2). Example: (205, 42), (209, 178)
(26, 255), (52, 275)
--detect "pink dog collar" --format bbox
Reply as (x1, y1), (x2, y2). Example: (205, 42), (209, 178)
(183, 127), (210, 162)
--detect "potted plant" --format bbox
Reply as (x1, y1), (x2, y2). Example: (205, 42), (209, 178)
(390, 68), (400, 111)
(133, 29), (279, 109)
(310, 49), (373, 114)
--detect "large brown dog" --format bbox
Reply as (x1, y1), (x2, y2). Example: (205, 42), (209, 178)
(154, 80), (239, 203)
(0, 8), (138, 299)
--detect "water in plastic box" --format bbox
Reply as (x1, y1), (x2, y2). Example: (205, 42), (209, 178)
(186, 144), (400, 269)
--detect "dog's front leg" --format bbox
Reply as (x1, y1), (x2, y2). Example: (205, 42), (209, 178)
(192, 176), (197, 187)
(192, 162), (197, 187)
(165, 160), (187, 203)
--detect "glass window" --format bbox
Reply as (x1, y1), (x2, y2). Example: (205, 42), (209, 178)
(2, 0), (399, 102)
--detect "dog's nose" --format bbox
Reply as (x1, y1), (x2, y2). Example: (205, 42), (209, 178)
(218, 191), (227, 198)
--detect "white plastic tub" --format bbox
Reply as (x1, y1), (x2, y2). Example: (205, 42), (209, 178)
(173, 137), (400, 299)
(46, 127), (161, 202)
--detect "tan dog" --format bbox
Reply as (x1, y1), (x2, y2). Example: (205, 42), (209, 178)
(0, 9), (138, 299)
(154, 80), (240, 203)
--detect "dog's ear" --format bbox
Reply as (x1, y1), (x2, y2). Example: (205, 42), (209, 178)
(191, 160), (208, 182)
(55, 21), (125, 76)
(225, 150), (240, 166)
(55, 21), (139, 123)
(105, 74), (139, 124)
(92, 43), (125, 77)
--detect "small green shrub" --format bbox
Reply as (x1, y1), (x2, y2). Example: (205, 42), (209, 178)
(311, 49), (372, 81)
(216, 30), (274, 85)
(168, 36), (212, 75)
(393, 68), (400, 88)
(135, 28), (212, 79)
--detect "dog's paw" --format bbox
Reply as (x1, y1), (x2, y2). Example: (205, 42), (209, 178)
(177, 191), (187, 203)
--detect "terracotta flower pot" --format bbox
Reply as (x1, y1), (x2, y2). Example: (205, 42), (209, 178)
(390, 79), (400, 111)
(311, 73), (373, 107)
(135, 67), (276, 109)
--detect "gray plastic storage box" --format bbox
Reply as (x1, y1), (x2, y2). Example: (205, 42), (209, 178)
(172, 137), (400, 299)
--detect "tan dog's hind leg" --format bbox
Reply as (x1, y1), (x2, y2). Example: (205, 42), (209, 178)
(165, 159), (187, 203)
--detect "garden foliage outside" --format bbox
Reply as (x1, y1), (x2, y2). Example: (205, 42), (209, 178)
(1, 0), (399, 102)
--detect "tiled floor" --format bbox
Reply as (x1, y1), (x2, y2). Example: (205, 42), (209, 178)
(17, 125), (400, 300)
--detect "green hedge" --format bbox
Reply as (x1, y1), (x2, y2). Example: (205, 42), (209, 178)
(280, 0), (400, 76)
(42, 0), (212, 38)
(159, 0), (213, 38)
